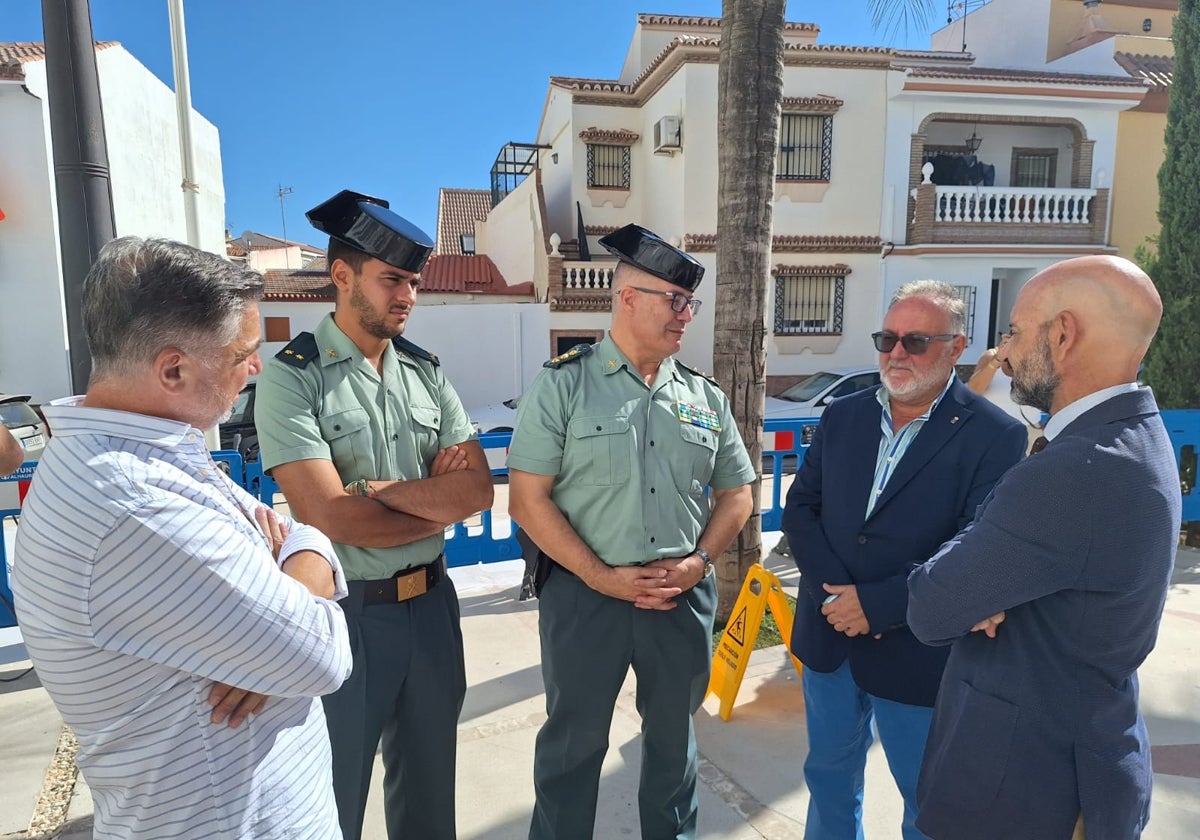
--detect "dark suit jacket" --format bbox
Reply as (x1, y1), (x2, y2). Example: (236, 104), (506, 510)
(782, 378), (1026, 706)
(908, 388), (1180, 840)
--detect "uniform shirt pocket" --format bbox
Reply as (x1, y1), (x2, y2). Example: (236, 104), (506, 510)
(409, 403), (442, 456)
(568, 416), (632, 486)
(677, 422), (718, 490)
(319, 407), (372, 476)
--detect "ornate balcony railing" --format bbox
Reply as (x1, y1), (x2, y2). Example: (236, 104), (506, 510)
(562, 261), (615, 291)
(932, 186), (1096, 225)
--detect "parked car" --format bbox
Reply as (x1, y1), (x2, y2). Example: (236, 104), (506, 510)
(0, 393), (50, 463)
(219, 382), (259, 461)
(469, 396), (521, 472)
(469, 395), (521, 436)
(764, 367), (881, 422)
(763, 367), (881, 469)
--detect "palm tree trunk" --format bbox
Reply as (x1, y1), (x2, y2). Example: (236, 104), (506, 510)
(713, 0), (785, 621)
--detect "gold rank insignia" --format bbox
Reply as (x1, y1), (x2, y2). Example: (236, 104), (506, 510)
(676, 401), (721, 432)
(326, 348), (337, 357)
(543, 342), (594, 368)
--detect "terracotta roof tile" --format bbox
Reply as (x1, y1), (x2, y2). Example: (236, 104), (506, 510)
(1114, 52), (1174, 91)
(231, 231), (324, 253)
(261, 269), (335, 302)
(636, 14), (818, 33)
(0, 41), (118, 81)
(904, 64), (1147, 88)
(260, 255), (533, 302)
(434, 188), (491, 255)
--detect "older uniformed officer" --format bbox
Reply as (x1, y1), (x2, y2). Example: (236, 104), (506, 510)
(255, 190), (493, 840)
(508, 224), (756, 840)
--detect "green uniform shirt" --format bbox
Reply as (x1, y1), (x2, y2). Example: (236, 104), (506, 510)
(506, 335), (756, 567)
(255, 313), (476, 579)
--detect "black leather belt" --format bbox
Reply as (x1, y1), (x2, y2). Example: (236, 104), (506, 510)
(358, 555), (446, 605)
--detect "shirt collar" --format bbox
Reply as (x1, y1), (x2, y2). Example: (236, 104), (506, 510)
(313, 313), (364, 367)
(594, 334), (681, 383)
(1043, 382), (1140, 440)
(876, 370), (956, 422)
(42, 396), (204, 451)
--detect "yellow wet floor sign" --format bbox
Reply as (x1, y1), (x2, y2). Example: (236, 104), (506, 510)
(707, 564), (803, 721)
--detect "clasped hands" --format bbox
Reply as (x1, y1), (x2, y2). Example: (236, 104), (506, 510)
(587, 554), (707, 611)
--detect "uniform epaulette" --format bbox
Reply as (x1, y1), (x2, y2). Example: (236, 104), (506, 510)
(544, 343), (594, 368)
(276, 332), (319, 368)
(677, 360), (719, 385)
(392, 335), (440, 366)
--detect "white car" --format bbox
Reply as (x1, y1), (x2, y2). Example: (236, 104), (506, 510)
(469, 396), (521, 472)
(765, 367), (881, 420)
(469, 396), (521, 436)
(0, 393), (50, 463)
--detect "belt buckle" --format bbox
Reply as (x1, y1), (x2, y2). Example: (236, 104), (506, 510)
(395, 569), (428, 602)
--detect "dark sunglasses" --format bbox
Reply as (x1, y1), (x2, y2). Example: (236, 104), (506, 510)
(871, 331), (957, 355)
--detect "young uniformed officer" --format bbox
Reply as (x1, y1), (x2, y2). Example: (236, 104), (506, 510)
(507, 224), (756, 840)
(254, 190), (493, 840)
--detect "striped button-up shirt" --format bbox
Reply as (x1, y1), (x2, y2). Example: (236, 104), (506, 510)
(866, 375), (956, 518)
(12, 400), (352, 839)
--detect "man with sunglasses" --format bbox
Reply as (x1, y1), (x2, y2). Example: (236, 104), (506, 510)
(782, 280), (1026, 840)
(508, 223), (756, 840)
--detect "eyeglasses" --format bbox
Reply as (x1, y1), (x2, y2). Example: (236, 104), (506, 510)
(629, 286), (702, 315)
(871, 331), (957, 355)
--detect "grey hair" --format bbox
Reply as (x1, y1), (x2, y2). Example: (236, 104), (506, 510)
(890, 280), (967, 335)
(84, 237), (264, 380)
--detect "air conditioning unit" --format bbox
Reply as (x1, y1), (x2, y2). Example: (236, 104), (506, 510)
(653, 115), (682, 155)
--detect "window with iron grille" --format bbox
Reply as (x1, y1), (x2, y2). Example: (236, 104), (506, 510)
(952, 284), (977, 343)
(1011, 148), (1057, 188)
(587, 144), (630, 189)
(778, 114), (832, 181)
(774, 271), (845, 335)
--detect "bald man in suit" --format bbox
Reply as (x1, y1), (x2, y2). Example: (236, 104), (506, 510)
(909, 256), (1179, 840)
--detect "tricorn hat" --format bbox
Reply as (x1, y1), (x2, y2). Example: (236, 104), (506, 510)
(307, 190), (434, 274)
(597, 223), (704, 292)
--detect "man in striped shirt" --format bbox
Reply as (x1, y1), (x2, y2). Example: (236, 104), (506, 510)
(12, 237), (353, 839)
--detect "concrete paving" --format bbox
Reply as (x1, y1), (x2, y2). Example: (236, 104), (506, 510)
(2, 512), (1198, 838)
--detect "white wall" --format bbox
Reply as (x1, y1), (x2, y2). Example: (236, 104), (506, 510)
(1, 45), (226, 403)
(0, 82), (71, 401)
(257, 300), (550, 413)
(930, 0), (1051, 67)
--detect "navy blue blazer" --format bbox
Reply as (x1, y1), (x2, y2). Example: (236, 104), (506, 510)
(782, 378), (1026, 706)
(908, 388), (1180, 840)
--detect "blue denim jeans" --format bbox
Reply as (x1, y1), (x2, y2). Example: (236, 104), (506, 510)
(802, 660), (933, 840)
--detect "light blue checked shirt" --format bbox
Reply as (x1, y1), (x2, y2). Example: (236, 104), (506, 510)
(866, 374), (957, 518)
(12, 399), (352, 840)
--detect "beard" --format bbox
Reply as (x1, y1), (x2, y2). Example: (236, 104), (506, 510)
(1010, 331), (1060, 413)
(351, 279), (403, 340)
(880, 359), (949, 402)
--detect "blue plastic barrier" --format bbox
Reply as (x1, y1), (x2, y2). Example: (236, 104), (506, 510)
(3, 411), (1199, 629)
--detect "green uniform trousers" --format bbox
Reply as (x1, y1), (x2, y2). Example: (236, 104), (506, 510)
(530, 565), (717, 840)
(324, 575), (466, 840)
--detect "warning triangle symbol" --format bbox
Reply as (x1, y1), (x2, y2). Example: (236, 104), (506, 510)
(728, 606), (747, 647)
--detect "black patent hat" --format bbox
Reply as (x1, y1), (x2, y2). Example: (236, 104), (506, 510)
(598, 223), (704, 292)
(307, 190), (434, 274)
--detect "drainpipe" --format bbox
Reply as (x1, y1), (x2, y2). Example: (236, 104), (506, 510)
(167, 0), (201, 249)
(42, 0), (117, 393)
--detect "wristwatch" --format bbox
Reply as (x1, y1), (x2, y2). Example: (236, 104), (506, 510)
(695, 548), (714, 578)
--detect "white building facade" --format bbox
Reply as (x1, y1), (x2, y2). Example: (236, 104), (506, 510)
(0, 42), (225, 402)
(475, 14), (1146, 387)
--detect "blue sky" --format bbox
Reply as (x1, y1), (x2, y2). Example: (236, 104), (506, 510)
(3, 1), (939, 247)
